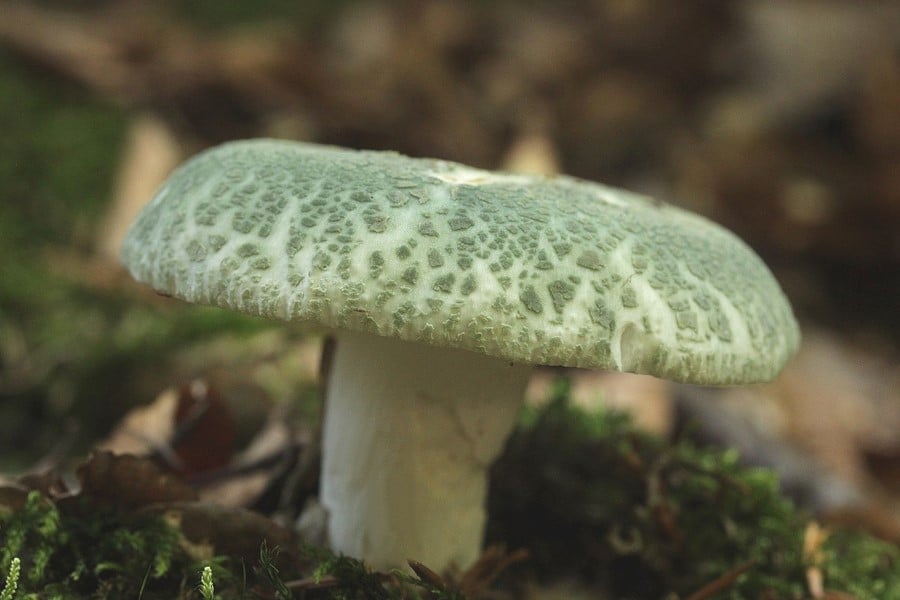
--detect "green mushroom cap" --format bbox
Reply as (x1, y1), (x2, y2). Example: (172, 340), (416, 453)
(121, 139), (799, 384)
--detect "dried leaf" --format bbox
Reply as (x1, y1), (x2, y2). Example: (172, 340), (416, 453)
(74, 451), (198, 511)
(141, 501), (298, 567)
(99, 380), (236, 476)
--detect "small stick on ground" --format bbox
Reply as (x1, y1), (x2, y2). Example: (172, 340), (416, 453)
(684, 559), (757, 600)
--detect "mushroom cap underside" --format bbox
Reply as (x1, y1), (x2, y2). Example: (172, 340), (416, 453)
(121, 139), (800, 384)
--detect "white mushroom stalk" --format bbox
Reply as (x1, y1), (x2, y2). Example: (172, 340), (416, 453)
(321, 330), (530, 570)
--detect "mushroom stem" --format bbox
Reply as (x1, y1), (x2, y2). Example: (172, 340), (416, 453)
(321, 330), (531, 571)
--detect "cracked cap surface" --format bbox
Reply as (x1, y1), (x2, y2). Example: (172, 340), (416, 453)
(121, 139), (799, 384)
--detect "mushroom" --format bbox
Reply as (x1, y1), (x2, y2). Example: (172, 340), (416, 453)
(121, 139), (799, 571)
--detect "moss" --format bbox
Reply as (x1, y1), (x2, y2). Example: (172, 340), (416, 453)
(3, 386), (898, 598)
(822, 529), (900, 598)
(1, 491), (183, 599)
(0, 494), (471, 599)
(0, 558), (21, 600)
(487, 378), (900, 598)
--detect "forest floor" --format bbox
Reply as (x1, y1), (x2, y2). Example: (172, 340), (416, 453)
(1, 1), (899, 598)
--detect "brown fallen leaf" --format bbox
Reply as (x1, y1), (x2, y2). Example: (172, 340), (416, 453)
(98, 388), (179, 457)
(0, 483), (30, 514)
(6, 452), (300, 572)
(140, 501), (299, 568)
(99, 380), (236, 476)
(72, 451), (198, 513)
(193, 415), (298, 508)
(15, 470), (71, 500)
(170, 380), (236, 474)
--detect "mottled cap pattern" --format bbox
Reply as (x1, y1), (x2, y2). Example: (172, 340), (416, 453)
(121, 139), (799, 384)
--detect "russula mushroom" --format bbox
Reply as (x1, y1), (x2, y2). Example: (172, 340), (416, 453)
(121, 139), (799, 571)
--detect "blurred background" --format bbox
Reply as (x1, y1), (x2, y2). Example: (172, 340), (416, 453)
(1, 0), (899, 542)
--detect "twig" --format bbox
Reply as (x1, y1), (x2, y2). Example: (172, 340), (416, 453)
(457, 545), (530, 597)
(683, 559), (757, 600)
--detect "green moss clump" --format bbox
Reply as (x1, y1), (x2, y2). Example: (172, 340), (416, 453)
(3, 382), (899, 598)
(822, 529), (900, 599)
(0, 557), (21, 600)
(1, 491), (183, 599)
(487, 378), (900, 599)
(0, 491), (479, 599)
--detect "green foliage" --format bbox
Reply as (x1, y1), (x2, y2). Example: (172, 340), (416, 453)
(1, 493), (66, 586)
(0, 557), (20, 600)
(488, 379), (900, 598)
(314, 551), (397, 599)
(0, 492), (181, 599)
(198, 565), (214, 600)
(823, 529), (900, 599)
(295, 545), (471, 599)
(257, 542), (293, 600)
(2, 383), (898, 598)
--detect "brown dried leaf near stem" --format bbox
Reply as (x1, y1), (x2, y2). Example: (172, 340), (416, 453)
(74, 451), (199, 511)
(98, 380), (236, 476)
